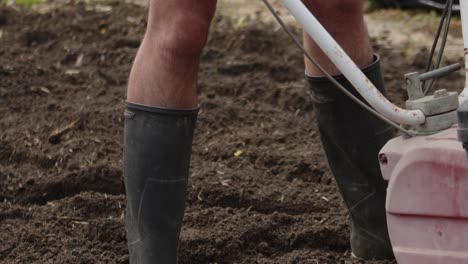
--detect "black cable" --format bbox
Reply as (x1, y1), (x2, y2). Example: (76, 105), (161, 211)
(436, 0), (454, 71)
(426, 0), (454, 93)
(261, 0), (418, 136)
(424, 0), (454, 94)
(421, 1), (448, 89)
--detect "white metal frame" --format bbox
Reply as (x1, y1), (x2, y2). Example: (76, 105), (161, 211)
(281, 0), (468, 126)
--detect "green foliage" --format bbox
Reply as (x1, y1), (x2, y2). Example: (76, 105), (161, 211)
(2, 0), (42, 8)
(365, 0), (385, 13)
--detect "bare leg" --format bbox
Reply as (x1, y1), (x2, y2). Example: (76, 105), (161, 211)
(302, 0), (373, 76)
(127, 0), (217, 109)
(124, 2), (217, 263)
(128, 0), (370, 105)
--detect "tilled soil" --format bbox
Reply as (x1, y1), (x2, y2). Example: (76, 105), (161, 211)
(0, 2), (464, 264)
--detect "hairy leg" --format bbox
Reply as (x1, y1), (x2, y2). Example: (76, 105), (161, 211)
(302, 0), (373, 76)
(124, 2), (218, 263)
(127, 0), (217, 109)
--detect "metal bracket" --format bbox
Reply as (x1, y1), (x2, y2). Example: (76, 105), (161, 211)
(404, 63), (461, 133)
(406, 90), (459, 116)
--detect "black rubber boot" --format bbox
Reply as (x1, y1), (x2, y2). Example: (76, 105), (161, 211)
(306, 55), (395, 260)
(123, 102), (198, 264)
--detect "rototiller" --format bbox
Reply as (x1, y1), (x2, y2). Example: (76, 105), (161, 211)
(263, 0), (468, 262)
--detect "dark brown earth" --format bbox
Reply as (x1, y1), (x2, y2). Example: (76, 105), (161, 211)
(0, 2), (464, 264)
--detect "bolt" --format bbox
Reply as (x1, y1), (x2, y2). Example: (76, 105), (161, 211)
(433, 89), (449, 98)
(379, 154), (388, 165)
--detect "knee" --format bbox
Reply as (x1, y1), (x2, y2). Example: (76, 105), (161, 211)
(145, 5), (215, 59)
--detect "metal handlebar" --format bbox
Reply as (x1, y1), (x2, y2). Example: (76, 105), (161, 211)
(419, 63), (462, 82)
(280, 0), (426, 126)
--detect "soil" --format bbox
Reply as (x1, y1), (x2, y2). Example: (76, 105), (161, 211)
(0, 2), (464, 264)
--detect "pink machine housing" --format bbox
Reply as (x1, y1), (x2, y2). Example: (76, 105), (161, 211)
(379, 126), (468, 264)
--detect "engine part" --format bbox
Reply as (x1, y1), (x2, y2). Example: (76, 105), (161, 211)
(379, 127), (468, 263)
(404, 65), (461, 133)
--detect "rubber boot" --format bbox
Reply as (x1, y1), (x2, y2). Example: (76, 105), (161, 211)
(123, 102), (198, 264)
(306, 55), (395, 260)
